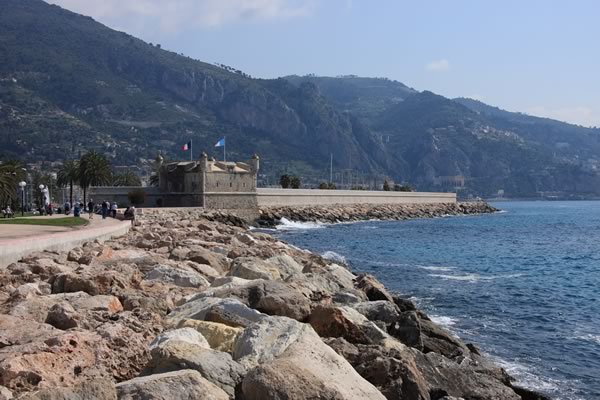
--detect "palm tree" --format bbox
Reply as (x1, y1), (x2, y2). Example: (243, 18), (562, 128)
(113, 170), (141, 186)
(57, 160), (79, 205)
(79, 151), (112, 204)
(0, 161), (24, 207)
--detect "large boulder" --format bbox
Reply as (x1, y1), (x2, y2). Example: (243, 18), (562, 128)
(266, 254), (304, 279)
(149, 328), (210, 351)
(354, 274), (394, 302)
(388, 311), (424, 350)
(325, 338), (430, 400)
(309, 305), (388, 344)
(165, 297), (266, 329)
(187, 248), (230, 274)
(144, 340), (246, 398)
(233, 316), (312, 369)
(18, 379), (117, 400)
(414, 351), (521, 400)
(145, 265), (210, 288)
(177, 320), (242, 353)
(227, 257), (281, 281)
(353, 300), (401, 324)
(238, 316), (386, 400)
(116, 370), (228, 400)
(0, 331), (112, 392)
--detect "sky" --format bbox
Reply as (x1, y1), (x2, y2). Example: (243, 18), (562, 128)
(49, 0), (600, 127)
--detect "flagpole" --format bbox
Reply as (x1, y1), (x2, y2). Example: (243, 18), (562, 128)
(190, 139), (193, 161)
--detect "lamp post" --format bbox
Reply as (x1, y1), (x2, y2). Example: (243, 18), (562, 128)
(39, 184), (45, 213)
(18, 181), (26, 216)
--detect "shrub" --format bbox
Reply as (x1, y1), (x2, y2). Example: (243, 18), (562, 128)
(290, 176), (301, 189)
(127, 189), (146, 206)
(280, 174), (291, 188)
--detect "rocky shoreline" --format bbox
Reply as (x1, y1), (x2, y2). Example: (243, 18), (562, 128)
(0, 207), (549, 400)
(257, 201), (498, 227)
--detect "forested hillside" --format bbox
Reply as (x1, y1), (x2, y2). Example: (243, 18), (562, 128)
(2, 0), (600, 198)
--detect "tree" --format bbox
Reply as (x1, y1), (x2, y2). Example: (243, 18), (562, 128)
(383, 179), (391, 191)
(0, 161), (24, 207)
(280, 174), (291, 188)
(57, 160), (79, 205)
(319, 182), (328, 189)
(79, 151), (112, 204)
(113, 170), (141, 186)
(290, 176), (301, 189)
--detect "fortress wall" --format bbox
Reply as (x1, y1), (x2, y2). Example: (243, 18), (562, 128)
(256, 188), (456, 207)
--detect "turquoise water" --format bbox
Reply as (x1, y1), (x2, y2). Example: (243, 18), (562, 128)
(275, 201), (600, 400)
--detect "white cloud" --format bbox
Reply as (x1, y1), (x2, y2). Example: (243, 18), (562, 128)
(425, 59), (449, 72)
(526, 105), (600, 127)
(49, 0), (314, 32)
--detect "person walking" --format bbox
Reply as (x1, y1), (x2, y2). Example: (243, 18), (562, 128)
(73, 202), (80, 217)
(101, 200), (108, 219)
(88, 199), (95, 219)
(64, 201), (71, 215)
(111, 202), (118, 218)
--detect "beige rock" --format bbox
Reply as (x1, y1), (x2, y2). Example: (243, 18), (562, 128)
(237, 316), (386, 400)
(116, 370), (228, 400)
(18, 379), (116, 400)
(227, 257), (281, 281)
(178, 319), (242, 353)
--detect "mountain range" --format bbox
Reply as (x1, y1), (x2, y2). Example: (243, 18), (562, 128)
(2, 0), (600, 198)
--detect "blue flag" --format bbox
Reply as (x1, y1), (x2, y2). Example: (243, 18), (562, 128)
(215, 137), (225, 147)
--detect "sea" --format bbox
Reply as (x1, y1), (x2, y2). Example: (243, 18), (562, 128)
(273, 201), (600, 400)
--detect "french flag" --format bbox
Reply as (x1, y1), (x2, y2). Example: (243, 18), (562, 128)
(181, 140), (191, 151)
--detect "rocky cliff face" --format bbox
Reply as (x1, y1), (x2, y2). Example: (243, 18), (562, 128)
(0, 208), (548, 399)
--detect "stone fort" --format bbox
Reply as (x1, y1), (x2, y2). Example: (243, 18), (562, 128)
(90, 153), (260, 211)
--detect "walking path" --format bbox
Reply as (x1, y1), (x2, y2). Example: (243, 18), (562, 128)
(0, 215), (131, 267)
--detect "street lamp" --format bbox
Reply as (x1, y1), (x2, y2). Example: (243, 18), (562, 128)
(18, 181), (26, 216)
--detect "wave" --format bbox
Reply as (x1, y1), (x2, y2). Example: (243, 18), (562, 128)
(571, 334), (600, 346)
(429, 315), (458, 328)
(321, 250), (347, 264)
(490, 355), (566, 396)
(418, 265), (455, 272)
(275, 217), (325, 230)
(428, 273), (524, 282)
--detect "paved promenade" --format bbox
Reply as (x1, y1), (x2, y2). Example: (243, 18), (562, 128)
(0, 215), (131, 267)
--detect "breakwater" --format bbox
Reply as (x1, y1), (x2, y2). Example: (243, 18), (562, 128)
(0, 207), (546, 399)
(258, 201), (497, 227)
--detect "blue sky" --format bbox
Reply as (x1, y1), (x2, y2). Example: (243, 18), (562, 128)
(50, 0), (600, 127)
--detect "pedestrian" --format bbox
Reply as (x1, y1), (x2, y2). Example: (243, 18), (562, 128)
(88, 199), (95, 219)
(111, 201), (118, 218)
(124, 205), (136, 226)
(101, 200), (108, 219)
(64, 201), (71, 215)
(73, 202), (80, 217)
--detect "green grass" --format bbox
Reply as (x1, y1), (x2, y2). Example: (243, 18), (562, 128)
(0, 217), (89, 227)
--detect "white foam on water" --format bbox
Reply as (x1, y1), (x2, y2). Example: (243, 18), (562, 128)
(429, 315), (458, 328)
(489, 355), (569, 397)
(275, 217), (325, 230)
(571, 334), (600, 346)
(417, 265), (455, 272)
(321, 250), (347, 264)
(428, 273), (524, 282)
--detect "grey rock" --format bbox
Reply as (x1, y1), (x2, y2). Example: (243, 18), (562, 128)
(353, 300), (401, 324)
(117, 370), (228, 400)
(165, 297), (265, 329)
(145, 264), (210, 288)
(144, 341), (246, 398)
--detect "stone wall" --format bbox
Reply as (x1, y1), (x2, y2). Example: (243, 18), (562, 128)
(256, 188), (456, 207)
